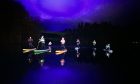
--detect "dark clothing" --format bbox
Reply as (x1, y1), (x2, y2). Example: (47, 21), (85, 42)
(38, 42), (46, 50)
(28, 38), (34, 48)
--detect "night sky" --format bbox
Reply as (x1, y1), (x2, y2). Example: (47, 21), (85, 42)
(1, 0), (140, 31)
(18, 0), (139, 23)
(17, 0), (139, 31)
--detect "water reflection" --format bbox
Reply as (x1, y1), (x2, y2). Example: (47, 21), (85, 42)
(25, 47), (68, 66)
(39, 59), (45, 66)
(60, 59), (65, 66)
(75, 47), (80, 58)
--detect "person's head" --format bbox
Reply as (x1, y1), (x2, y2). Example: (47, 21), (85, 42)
(48, 41), (52, 45)
(93, 40), (96, 45)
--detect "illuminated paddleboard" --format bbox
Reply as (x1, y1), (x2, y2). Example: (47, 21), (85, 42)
(55, 49), (67, 55)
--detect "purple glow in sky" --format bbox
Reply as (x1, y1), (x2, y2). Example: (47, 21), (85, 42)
(19, 0), (125, 22)
(18, 0), (132, 31)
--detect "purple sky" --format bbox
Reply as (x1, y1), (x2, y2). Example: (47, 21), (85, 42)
(18, 0), (137, 31)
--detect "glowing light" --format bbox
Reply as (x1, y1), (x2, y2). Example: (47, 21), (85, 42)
(40, 59), (44, 63)
(19, 0), (90, 18)
(40, 59), (45, 66)
(22, 48), (50, 54)
(60, 59), (65, 66)
(22, 48), (36, 53)
(76, 53), (80, 58)
(55, 49), (67, 55)
(33, 49), (49, 55)
(18, 0), (126, 31)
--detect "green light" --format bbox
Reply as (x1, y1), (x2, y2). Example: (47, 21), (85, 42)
(33, 50), (49, 55)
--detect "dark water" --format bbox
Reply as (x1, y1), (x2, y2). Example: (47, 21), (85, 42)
(1, 45), (130, 84)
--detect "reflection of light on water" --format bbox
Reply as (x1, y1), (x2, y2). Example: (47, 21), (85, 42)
(22, 63), (101, 84)
(42, 66), (49, 70)
(40, 59), (45, 66)
(76, 53), (80, 58)
(28, 58), (32, 63)
(75, 47), (80, 58)
(93, 51), (96, 56)
(60, 59), (65, 66)
(40, 59), (44, 63)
